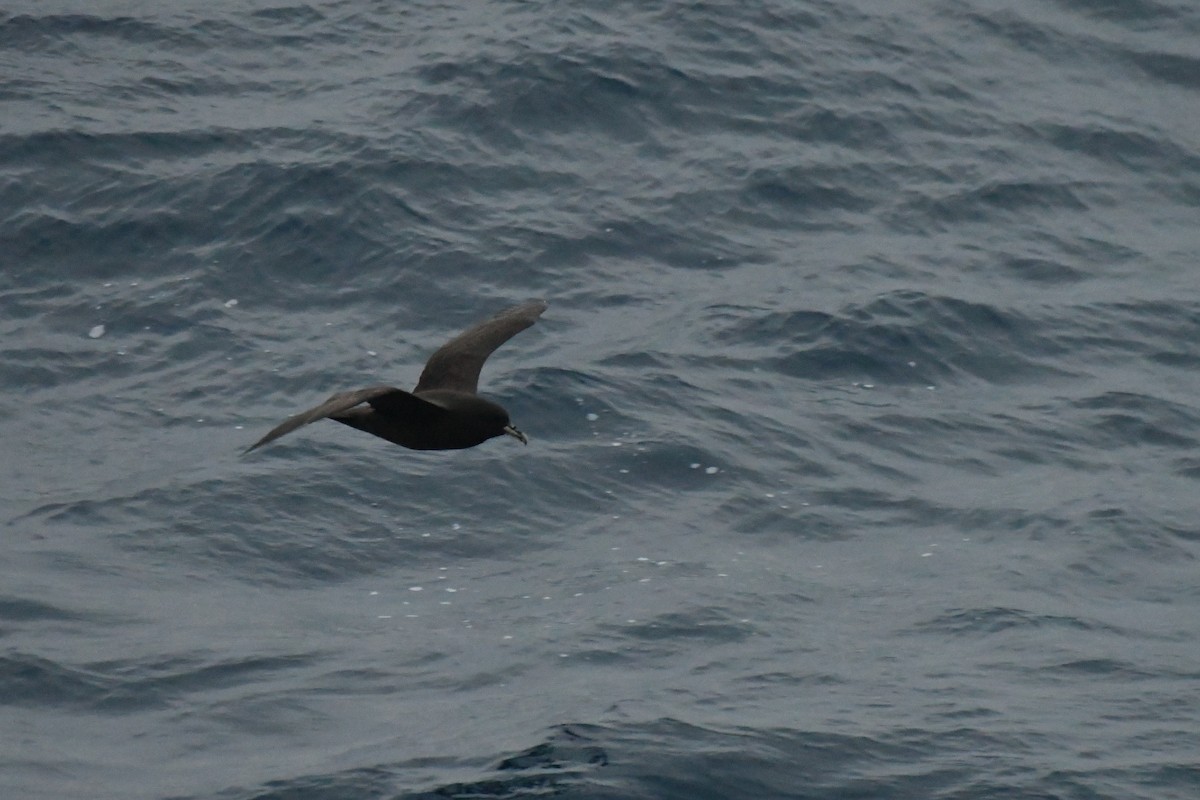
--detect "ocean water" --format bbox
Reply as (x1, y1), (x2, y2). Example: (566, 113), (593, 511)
(3, 1), (1200, 798)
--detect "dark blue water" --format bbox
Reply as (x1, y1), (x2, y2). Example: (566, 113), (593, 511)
(4, 1), (1200, 798)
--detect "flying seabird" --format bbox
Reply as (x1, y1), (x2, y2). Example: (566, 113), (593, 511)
(245, 299), (547, 453)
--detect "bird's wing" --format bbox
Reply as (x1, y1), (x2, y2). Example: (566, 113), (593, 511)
(414, 299), (548, 394)
(244, 385), (404, 453)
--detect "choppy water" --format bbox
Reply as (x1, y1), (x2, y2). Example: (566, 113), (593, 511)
(4, 1), (1200, 798)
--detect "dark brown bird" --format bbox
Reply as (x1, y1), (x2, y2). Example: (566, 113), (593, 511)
(245, 299), (548, 454)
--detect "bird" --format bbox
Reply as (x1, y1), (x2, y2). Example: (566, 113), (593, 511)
(244, 299), (547, 454)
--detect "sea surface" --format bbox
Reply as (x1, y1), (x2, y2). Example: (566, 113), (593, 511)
(3, 1), (1200, 798)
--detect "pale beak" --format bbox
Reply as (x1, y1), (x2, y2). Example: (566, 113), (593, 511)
(503, 424), (528, 445)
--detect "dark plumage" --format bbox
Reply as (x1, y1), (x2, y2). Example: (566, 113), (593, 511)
(245, 299), (547, 454)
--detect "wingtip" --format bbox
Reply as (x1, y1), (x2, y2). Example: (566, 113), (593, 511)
(241, 434), (272, 455)
(512, 298), (548, 318)
(516, 298), (548, 314)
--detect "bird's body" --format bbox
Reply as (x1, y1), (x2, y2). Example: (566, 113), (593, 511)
(245, 299), (547, 454)
(329, 389), (514, 450)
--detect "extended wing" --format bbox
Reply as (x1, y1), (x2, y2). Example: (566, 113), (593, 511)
(244, 385), (408, 453)
(414, 299), (547, 394)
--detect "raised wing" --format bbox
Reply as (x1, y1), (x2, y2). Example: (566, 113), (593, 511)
(244, 385), (405, 453)
(414, 299), (547, 394)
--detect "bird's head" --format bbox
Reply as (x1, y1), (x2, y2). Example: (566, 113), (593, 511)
(421, 391), (529, 447)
